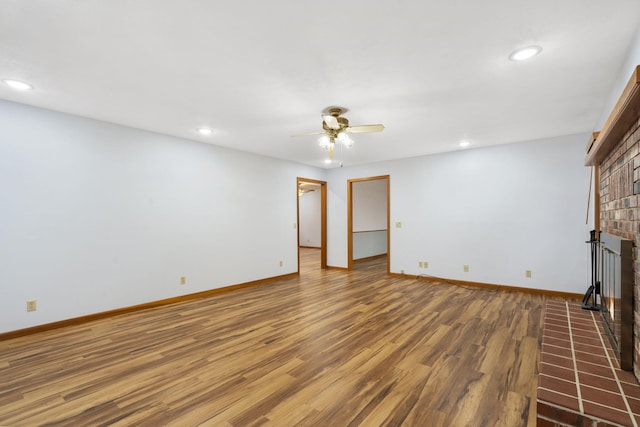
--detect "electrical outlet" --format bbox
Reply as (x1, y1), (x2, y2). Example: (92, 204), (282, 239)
(26, 300), (37, 312)
(395, 221), (402, 228)
(418, 261), (423, 268)
(401, 269), (405, 274)
(180, 276), (186, 285)
(279, 260), (283, 267)
(424, 261), (429, 268)
(463, 264), (469, 272)
(525, 270), (532, 278)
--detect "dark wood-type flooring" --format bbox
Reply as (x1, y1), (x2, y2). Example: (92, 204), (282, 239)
(0, 248), (554, 426)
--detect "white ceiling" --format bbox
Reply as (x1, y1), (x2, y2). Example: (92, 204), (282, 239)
(1, 1), (639, 168)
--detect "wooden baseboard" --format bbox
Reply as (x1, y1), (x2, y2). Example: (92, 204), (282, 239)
(387, 272), (582, 299)
(0, 272), (298, 342)
(353, 254), (387, 262)
(326, 265), (350, 272)
(3, 269), (582, 342)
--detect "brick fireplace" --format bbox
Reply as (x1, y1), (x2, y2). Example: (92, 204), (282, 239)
(589, 66), (640, 382)
(587, 67), (640, 380)
(599, 117), (640, 380)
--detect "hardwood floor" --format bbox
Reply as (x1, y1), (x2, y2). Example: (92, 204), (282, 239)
(0, 248), (552, 426)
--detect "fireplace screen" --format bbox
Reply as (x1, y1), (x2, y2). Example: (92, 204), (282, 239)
(598, 232), (633, 371)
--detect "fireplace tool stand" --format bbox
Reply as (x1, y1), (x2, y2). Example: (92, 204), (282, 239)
(581, 229), (600, 311)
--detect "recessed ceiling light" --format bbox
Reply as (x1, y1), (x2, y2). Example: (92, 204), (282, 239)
(509, 45), (542, 61)
(196, 127), (214, 136)
(3, 79), (33, 90)
(459, 140), (471, 148)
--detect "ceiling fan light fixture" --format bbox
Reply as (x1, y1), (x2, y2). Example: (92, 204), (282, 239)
(344, 136), (355, 148)
(509, 45), (542, 61)
(337, 132), (354, 148)
(3, 79), (33, 90)
(323, 115), (340, 130)
(318, 135), (331, 148)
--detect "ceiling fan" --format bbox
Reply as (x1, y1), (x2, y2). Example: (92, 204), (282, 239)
(298, 182), (316, 196)
(292, 106), (384, 158)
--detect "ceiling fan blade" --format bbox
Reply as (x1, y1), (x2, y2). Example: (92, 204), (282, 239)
(291, 131), (325, 137)
(345, 124), (385, 134)
(323, 115), (341, 130)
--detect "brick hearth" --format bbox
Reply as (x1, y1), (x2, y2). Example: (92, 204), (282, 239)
(537, 300), (640, 426)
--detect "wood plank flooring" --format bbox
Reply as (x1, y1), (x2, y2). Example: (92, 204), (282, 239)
(0, 248), (553, 426)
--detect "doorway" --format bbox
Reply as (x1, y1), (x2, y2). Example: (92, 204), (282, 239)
(297, 177), (327, 273)
(347, 175), (390, 273)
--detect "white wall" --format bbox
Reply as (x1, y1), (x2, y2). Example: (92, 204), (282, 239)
(298, 189), (321, 247)
(0, 98), (596, 334)
(0, 99), (325, 333)
(353, 231), (387, 260)
(352, 179), (387, 232)
(353, 179), (387, 259)
(328, 134), (591, 294)
(597, 26), (640, 129)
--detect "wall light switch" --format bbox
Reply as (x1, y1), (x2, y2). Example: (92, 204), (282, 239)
(27, 300), (37, 312)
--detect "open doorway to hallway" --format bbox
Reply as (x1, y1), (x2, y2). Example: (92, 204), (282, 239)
(347, 175), (390, 273)
(297, 177), (327, 273)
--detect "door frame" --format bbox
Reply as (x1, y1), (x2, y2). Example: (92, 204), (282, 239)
(347, 175), (390, 272)
(297, 177), (327, 271)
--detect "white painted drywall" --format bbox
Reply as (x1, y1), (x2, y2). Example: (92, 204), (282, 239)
(298, 189), (321, 247)
(352, 179), (387, 232)
(353, 179), (387, 259)
(327, 134), (591, 294)
(0, 96), (598, 333)
(353, 231), (387, 260)
(0, 99), (325, 333)
(597, 26), (640, 129)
